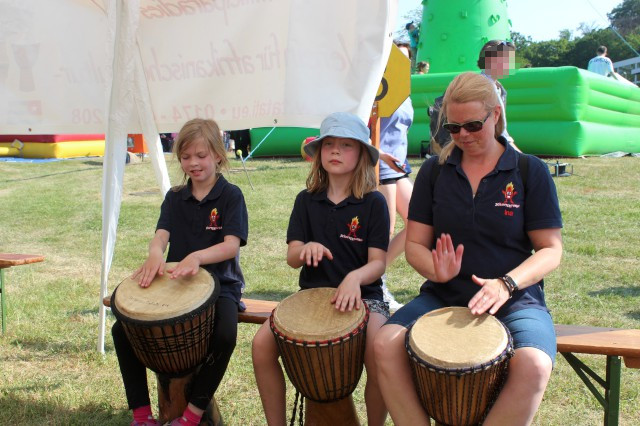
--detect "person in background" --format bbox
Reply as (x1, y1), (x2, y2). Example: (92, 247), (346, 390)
(406, 22), (420, 72)
(377, 41), (415, 311)
(587, 46), (618, 79)
(478, 39), (521, 152)
(416, 61), (429, 74)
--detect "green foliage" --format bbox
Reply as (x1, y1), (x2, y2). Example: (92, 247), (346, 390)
(608, 0), (640, 35)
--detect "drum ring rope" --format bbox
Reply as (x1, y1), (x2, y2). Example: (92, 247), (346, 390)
(405, 322), (515, 376)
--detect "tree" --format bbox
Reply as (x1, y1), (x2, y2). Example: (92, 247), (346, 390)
(607, 0), (640, 35)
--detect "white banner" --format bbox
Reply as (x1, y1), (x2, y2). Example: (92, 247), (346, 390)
(1, 0), (394, 134)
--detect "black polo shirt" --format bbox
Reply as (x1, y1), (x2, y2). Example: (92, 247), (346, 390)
(408, 141), (563, 317)
(157, 175), (248, 304)
(286, 189), (390, 301)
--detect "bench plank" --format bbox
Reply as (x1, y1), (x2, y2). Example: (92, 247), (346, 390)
(0, 253), (45, 268)
(555, 324), (640, 367)
(238, 299), (277, 324)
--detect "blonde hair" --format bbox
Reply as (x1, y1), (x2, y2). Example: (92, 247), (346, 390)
(437, 72), (504, 164)
(306, 140), (377, 199)
(172, 118), (229, 187)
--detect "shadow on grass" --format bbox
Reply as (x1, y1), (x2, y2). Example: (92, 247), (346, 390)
(0, 394), (129, 425)
(625, 311), (640, 321)
(242, 290), (291, 301)
(8, 335), (86, 355)
(588, 286), (640, 298)
(1, 166), (98, 183)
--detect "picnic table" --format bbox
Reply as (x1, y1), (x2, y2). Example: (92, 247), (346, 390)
(0, 253), (45, 333)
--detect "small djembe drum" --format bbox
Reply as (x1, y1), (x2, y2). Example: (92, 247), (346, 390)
(405, 307), (514, 426)
(111, 263), (221, 425)
(270, 287), (369, 426)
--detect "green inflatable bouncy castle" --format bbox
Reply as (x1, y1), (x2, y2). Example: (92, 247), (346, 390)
(250, 0), (640, 157)
(408, 0), (640, 157)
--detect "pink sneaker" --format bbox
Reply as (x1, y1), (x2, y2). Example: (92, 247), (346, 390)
(131, 416), (161, 426)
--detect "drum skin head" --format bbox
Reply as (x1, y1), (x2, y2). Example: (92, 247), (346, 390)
(273, 288), (366, 341)
(114, 262), (215, 321)
(408, 307), (508, 368)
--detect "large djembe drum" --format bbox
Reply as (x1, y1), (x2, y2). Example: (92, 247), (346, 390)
(406, 307), (514, 426)
(270, 287), (369, 426)
(111, 263), (222, 425)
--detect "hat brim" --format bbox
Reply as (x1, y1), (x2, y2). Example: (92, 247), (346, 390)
(303, 135), (379, 166)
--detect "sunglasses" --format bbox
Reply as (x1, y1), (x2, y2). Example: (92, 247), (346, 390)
(443, 111), (493, 134)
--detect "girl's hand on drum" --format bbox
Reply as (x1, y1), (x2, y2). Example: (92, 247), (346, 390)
(431, 234), (464, 283)
(468, 275), (509, 315)
(300, 242), (333, 267)
(132, 256), (165, 288)
(332, 276), (362, 312)
(167, 254), (200, 279)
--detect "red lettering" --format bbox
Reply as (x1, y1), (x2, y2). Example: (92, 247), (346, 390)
(504, 210), (513, 216)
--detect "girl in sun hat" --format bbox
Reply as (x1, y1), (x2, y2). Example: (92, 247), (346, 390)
(252, 111), (391, 425)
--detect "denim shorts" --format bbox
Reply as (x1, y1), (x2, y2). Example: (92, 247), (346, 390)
(386, 292), (556, 365)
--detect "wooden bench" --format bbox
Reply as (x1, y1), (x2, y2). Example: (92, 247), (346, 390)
(103, 296), (640, 425)
(0, 253), (45, 334)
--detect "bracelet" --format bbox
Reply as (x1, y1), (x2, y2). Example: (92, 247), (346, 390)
(502, 274), (519, 291)
(499, 277), (513, 299)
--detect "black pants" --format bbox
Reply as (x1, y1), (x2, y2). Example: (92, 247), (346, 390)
(112, 297), (238, 410)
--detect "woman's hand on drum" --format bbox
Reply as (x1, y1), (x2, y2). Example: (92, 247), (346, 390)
(132, 254), (165, 288)
(468, 275), (510, 315)
(431, 234), (464, 283)
(167, 253), (201, 279)
(332, 274), (362, 312)
(299, 242), (333, 267)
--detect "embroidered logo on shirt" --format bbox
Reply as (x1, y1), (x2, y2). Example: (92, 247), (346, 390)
(340, 216), (363, 242)
(206, 208), (222, 231)
(494, 182), (520, 212)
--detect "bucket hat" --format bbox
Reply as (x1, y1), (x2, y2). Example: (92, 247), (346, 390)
(303, 112), (378, 165)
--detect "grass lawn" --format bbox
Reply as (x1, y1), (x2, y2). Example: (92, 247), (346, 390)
(0, 154), (638, 425)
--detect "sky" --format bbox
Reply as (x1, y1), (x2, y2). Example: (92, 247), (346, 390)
(397, 0), (623, 42)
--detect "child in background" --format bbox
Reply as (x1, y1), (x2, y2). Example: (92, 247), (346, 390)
(252, 112), (391, 425)
(112, 118), (248, 426)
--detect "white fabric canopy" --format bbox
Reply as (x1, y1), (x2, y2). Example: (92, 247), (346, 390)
(0, 0), (395, 352)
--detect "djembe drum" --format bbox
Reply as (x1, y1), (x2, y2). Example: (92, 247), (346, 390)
(270, 287), (369, 426)
(111, 263), (221, 425)
(406, 307), (514, 426)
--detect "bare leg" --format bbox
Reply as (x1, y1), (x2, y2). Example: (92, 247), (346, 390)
(364, 312), (388, 426)
(252, 321), (286, 426)
(374, 324), (429, 426)
(483, 347), (553, 426)
(386, 178), (413, 264)
(377, 183), (397, 239)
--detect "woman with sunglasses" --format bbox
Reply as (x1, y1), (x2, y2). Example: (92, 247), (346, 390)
(375, 72), (563, 425)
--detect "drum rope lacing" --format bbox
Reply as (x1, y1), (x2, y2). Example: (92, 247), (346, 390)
(111, 284), (219, 375)
(406, 321), (515, 425)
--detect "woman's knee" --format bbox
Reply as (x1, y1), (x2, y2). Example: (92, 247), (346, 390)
(374, 325), (405, 364)
(509, 348), (553, 390)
